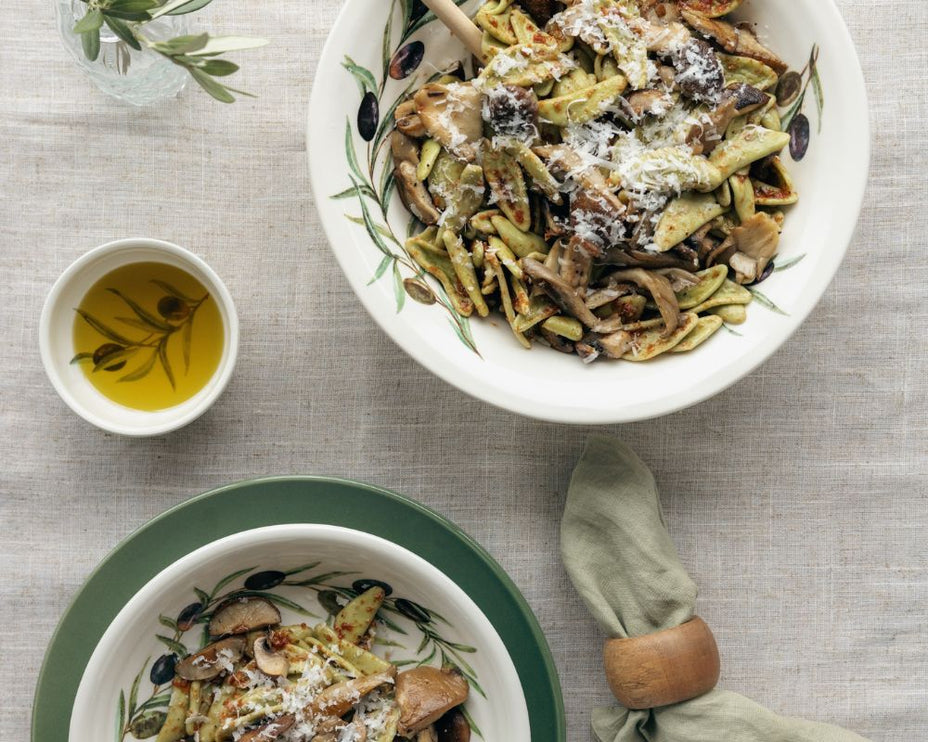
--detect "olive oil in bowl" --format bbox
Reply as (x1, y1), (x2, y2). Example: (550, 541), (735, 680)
(72, 262), (224, 411)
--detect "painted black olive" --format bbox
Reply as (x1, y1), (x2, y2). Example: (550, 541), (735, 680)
(788, 113), (810, 161)
(395, 598), (431, 623)
(244, 570), (286, 590)
(389, 41), (425, 80)
(351, 578), (394, 596)
(403, 279), (437, 306)
(176, 601), (204, 631)
(318, 590), (344, 616)
(149, 653), (177, 685)
(357, 91), (379, 142)
(92, 343), (127, 372)
(157, 295), (190, 321)
(776, 71), (802, 107)
(129, 709), (168, 739)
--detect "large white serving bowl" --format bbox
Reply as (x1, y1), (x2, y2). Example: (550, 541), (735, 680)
(307, 0), (869, 424)
(70, 524), (530, 741)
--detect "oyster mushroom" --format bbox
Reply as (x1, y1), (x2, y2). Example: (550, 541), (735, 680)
(413, 82), (483, 162)
(395, 99), (427, 138)
(607, 268), (681, 334)
(238, 714), (295, 742)
(483, 84), (539, 140)
(396, 667), (470, 737)
(672, 37), (724, 102)
(392, 131), (441, 225)
(175, 636), (246, 681)
(681, 10), (787, 74)
(687, 83), (767, 155)
(253, 636), (289, 677)
(725, 212), (780, 283)
(208, 597), (281, 637)
(522, 258), (602, 328)
(625, 89), (674, 119)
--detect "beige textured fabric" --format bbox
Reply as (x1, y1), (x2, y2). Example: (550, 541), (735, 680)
(0, 1), (925, 740)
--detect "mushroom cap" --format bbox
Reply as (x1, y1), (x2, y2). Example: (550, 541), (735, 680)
(253, 636), (289, 677)
(237, 714), (295, 742)
(175, 636), (246, 681)
(396, 667), (470, 737)
(208, 597), (281, 637)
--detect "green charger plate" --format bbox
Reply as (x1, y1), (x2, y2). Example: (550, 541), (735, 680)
(32, 477), (566, 742)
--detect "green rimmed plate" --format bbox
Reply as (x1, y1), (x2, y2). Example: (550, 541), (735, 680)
(32, 477), (566, 741)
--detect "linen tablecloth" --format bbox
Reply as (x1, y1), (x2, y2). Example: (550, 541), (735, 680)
(1, 1), (925, 739)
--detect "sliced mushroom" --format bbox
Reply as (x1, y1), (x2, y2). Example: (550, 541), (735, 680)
(725, 212), (780, 283)
(396, 667), (470, 737)
(483, 84), (539, 140)
(672, 37), (724, 102)
(395, 99), (427, 138)
(679, 0), (743, 17)
(534, 145), (625, 222)
(392, 131), (441, 225)
(522, 257), (602, 328)
(414, 83), (483, 162)
(687, 84), (767, 156)
(436, 708), (471, 742)
(596, 330), (635, 359)
(208, 597), (281, 637)
(607, 269), (681, 334)
(417, 726), (439, 742)
(253, 636), (289, 677)
(307, 668), (397, 718)
(238, 714), (295, 742)
(681, 10), (787, 74)
(175, 636), (246, 681)
(625, 89), (674, 119)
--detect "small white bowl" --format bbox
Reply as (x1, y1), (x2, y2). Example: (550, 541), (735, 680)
(39, 238), (239, 436)
(69, 524), (530, 741)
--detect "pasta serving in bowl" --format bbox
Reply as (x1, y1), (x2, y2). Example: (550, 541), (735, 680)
(308, 0), (869, 421)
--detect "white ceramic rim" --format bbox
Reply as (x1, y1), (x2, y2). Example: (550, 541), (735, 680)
(69, 523), (530, 740)
(39, 237), (240, 436)
(307, 0), (871, 424)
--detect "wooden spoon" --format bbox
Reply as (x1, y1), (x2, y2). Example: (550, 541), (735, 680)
(419, 0), (485, 61)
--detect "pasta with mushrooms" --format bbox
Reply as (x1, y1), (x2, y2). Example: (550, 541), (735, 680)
(393, 0), (799, 363)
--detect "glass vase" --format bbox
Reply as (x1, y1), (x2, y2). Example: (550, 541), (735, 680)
(56, 0), (189, 106)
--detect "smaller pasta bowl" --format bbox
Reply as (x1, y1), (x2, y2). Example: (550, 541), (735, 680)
(68, 524), (530, 741)
(308, 0), (870, 423)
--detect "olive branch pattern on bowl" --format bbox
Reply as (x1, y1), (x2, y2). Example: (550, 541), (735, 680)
(115, 561), (483, 741)
(331, 0), (825, 352)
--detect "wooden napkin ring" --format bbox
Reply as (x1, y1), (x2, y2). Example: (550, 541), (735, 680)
(603, 617), (720, 709)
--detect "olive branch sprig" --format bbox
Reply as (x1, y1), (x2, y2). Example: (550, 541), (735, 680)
(72, 0), (267, 103)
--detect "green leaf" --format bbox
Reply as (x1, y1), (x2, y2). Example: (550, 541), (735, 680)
(344, 120), (367, 185)
(748, 287), (789, 316)
(392, 261), (406, 313)
(75, 309), (135, 345)
(118, 350), (157, 383)
(157, 339), (175, 390)
(182, 321), (192, 373)
(774, 253), (806, 272)
(103, 16), (142, 50)
(368, 255), (394, 285)
(114, 316), (155, 332)
(341, 56), (377, 96)
(108, 0), (160, 11)
(233, 590), (320, 617)
(151, 0), (214, 16)
(188, 68), (235, 103)
(288, 570), (357, 586)
(185, 36), (269, 57)
(150, 279), (197, 303)
(70, 352), (94, 365)
(198, 59), (239, 77)
(349, 178), (396, 261)
(158, 614), (178, 631)
(459, 704), (485, 738)
(372, 77), (417, 156)
(193, 587), (211, 604)
(136, 692), (172, 713)
(346, 215), (399, 246)
(107, 289), (174, 331)
(115, 689), (126, 742)
(152, 33), (209, 55)
(447, 315), (479, 355)
(331, 184), (376, 201)
(284, 561), (322, 576)
(82, 27), (101, 62)
(809, 46), (824, 132)
(127, 659), (148, 719)
(74, 9), (104, 34)
(156, 635), (187, 656)
(93, 346), (139, 373)
(212, 566), (257, 596)
(721, 323), (743, 336)
(381, 2), (395, 81)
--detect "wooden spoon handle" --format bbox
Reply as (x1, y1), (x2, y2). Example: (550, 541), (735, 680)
(420, 0), (485, 61)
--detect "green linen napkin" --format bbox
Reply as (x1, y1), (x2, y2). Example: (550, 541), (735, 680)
(562, 435), (869, 742)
